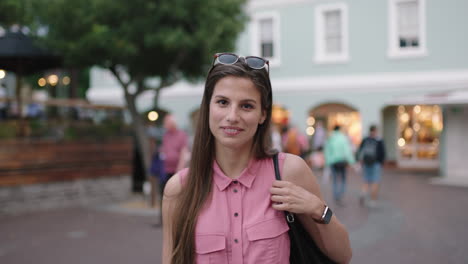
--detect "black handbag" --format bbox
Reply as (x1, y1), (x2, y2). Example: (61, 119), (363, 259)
(273, 153), (337, 264)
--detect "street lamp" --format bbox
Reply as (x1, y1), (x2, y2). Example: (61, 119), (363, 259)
(62, 76), (70, 85)
(47, 74), (59, 86)
(38, 77), (46, 87)
(148, 111), (159, 122)
(46, 74), (59, 117)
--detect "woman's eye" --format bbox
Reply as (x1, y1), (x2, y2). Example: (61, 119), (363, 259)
(242, 104), (254, 109)
(216, 99), (228, 105)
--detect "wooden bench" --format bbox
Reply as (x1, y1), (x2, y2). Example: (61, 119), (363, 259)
(0, 139), (133, 186)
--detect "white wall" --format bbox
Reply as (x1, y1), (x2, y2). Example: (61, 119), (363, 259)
(445, 105), (468, 178)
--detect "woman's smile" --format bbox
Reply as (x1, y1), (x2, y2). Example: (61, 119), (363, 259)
(221, 126), (244, 136)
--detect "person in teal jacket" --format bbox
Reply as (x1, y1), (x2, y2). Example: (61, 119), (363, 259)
(324, 125), (356, 205)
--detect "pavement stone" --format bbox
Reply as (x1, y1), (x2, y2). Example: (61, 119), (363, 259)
(0, 168), (467, 264)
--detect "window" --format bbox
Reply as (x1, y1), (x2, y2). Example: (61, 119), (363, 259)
(388, 0), (427, 58)
(315, 3), (349, 64)
(250, 12), (281, 66)
(259, 18), (274, 58)
(324, 10), (342, 54)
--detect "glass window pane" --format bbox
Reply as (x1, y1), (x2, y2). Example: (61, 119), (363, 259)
(324, 10), (342, 53)
(326, 37), (341, 54)
(398, 1), (419, 48)
(260, 18), (273, 42)
(261, 43), (273, 58)
(325, 11), (341, 37)
(259, 18), (274, 58)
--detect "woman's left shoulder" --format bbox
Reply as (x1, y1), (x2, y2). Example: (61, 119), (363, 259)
(281, 152), (322, 196)
(282, 152), (308, 167)
(281, 153), (312, 180)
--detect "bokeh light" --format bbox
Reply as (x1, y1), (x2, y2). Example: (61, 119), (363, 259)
(148, 111), (159, 121)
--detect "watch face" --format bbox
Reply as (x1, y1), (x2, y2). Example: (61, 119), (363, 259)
(323, 207), (333, 224)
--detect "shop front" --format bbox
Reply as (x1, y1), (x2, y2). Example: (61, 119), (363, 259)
(389, 89), (468, 186)
(396, 105), (443, 169)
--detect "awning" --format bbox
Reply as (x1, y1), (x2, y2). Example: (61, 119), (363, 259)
(387, 89), (468, 106)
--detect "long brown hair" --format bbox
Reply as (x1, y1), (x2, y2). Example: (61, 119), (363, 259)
(170, 61), (274, 263)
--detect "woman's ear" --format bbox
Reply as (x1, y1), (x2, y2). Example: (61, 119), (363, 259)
(259, 110), (267, 124)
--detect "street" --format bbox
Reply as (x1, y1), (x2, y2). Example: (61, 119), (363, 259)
(1, 168), (467, 264)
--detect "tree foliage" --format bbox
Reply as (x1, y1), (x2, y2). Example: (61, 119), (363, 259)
(38, 0), (246, 85)
(0, 0), (29, 26)
(33, 0), (247, 178)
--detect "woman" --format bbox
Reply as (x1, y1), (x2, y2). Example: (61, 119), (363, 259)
(162, 53), (352, 264)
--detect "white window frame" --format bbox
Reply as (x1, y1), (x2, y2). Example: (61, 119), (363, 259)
(388, 0), (427, 59)
(250, 11), (281, 67)
(314, 3), (349, 64)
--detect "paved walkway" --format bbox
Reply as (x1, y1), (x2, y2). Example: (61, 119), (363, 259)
(1, 169), (467, 264)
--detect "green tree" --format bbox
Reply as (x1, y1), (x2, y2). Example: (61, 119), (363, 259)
(35, 0), (247, 177)
(0, 0), (29, 26)
(0, 0), (43, 35)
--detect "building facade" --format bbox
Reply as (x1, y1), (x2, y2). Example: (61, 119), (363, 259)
(87, 0), (468, 184)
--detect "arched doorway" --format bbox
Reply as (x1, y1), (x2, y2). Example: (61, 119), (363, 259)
(307, 102), (362, 151)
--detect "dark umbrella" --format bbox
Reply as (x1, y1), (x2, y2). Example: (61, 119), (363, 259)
(0, 30), (62, 121)
(0, 30), (61, 74)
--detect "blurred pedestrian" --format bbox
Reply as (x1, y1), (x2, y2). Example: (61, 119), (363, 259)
(270, 124), (283, 151)
(26, 102), (43, 119)
(149, 139), (166, 208)
(357, 125), (386, 208)
(313, 120), (326, 151)
(324, 125), (356, 206)
(160, 114), (188, 197)
(0, 84), (8, 120)
(162, 53), (351, 264)
(310, 146), (325, 170)
(282, 125), (309, 158)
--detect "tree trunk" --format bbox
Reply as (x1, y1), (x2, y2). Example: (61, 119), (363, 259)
(15, 74), (22, 118)
(124, 92), (151, 180)
(69, 67), (79, 99)
(153, 87), (161, 110)
(109, 68), (159, 203)
(15, 74), (27, 137)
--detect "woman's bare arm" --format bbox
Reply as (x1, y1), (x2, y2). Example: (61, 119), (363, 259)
(270, 153), (352, 264)
(162, 173), (182, 264)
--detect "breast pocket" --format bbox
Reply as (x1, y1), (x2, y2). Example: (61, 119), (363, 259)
(246, 217), (290, 264)
(195, 234), (228, 264)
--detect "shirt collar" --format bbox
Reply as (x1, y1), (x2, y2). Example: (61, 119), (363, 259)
(212, 158), (261, 191)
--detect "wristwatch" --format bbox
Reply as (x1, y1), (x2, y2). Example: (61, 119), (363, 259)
(317, 205), (333, 224)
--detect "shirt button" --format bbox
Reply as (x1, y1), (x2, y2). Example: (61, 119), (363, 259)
(233, 189), (238, 193)
(234, 239), (239, 243)
(233, 180), (239, 184)
(234, 212), (239, 217)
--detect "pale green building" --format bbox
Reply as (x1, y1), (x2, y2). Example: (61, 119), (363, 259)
(88, 0), (468, 185)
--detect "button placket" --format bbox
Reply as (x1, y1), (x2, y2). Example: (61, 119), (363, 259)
(230, 181), (243, 263)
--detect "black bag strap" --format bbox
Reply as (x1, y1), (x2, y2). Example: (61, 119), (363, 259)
(273, 153), (295, 223)
(273, 153), (281, 181)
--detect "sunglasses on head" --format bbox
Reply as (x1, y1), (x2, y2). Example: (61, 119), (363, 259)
(212, 52), (269, 72)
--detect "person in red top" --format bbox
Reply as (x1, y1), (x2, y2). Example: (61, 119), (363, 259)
(160, 114), (188, 196)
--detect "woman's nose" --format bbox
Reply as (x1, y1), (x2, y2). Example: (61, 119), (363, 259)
(226, 107), (239, 122)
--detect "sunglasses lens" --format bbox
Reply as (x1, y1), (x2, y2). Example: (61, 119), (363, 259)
(246, 57), (265, 69)
(217, 54), (238, 64)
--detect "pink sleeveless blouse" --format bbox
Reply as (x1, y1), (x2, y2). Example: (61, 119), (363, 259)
(179, 152), (290, 264)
